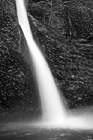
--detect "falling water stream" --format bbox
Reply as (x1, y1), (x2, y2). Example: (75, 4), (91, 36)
(14, 0), (93, 130)
(15, 0), (66, 123)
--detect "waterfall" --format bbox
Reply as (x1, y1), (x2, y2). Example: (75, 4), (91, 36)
(15, 0), (66, 123)
(15, 0), (93, 130)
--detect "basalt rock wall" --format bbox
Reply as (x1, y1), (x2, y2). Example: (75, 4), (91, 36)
(28, 0), (93, 108)
(0, 0), (40, 121)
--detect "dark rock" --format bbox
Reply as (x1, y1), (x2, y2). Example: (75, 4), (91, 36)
(0, 0), (40, 121)
(28, 0), (93, 108)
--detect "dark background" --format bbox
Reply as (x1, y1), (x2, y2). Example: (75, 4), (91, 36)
(27, 0), (93, 108)
(0, 0), (93, 122)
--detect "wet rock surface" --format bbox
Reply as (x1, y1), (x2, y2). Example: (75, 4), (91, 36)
(28, 0), (93, 108)
(0, 0), (40, 121)
(0, 127), (93, 140)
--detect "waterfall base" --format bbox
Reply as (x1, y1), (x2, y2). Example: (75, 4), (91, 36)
(32, 117), (93, 130)
(2, 113), (93, 131)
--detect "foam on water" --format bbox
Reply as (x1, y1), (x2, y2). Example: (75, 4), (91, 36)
(15, 0), (93, 130)
(3, 115), (93, 131)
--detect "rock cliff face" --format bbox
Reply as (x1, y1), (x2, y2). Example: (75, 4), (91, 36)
(28, 0), (93, 108)
(1, 0), (93, 120)
(0, 0), (40, 121)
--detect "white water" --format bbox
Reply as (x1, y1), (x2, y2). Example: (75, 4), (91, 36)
(15, 0), (66, 122)
(15, 0), (93, 130)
